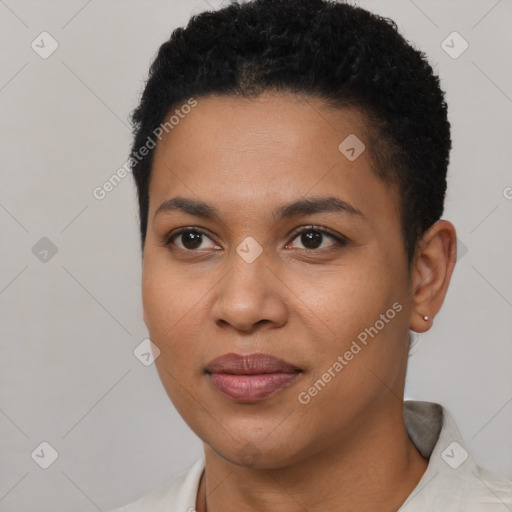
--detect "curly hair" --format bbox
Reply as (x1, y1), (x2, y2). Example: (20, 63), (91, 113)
(129, 0), (451, 264)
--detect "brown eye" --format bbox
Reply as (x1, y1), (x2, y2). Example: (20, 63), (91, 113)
(166, 229), (219, 251)
(177, 231), (203, 250)
(298, 231), (324, 249)
(287, 227), (347, 251)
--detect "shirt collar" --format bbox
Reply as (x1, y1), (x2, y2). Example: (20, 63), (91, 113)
(160, 400), (510, 511)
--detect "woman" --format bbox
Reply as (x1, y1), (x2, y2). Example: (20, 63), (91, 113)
(112, 0), (512, 510)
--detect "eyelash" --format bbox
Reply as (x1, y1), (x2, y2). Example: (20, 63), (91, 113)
(161, 226), (348, 253)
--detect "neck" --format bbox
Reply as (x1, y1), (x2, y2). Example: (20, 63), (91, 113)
(195, 399), (428, 512)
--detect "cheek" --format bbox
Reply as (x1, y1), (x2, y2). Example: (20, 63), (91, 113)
(142, 261), (205, 414)
(142, 266), (173, 335)
(296, 259), (407, 386)
(142, 261), (217, 438)
(303, 261), (395, 334)
(141, 257), (199, 365)
(142, 252), (188, 330)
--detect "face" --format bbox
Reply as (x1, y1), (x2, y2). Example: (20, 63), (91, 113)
(142, 93), (415, 468)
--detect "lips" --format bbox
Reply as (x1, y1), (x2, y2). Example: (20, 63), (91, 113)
(205, 352), (301, 375)
(205, 353), (302, 401)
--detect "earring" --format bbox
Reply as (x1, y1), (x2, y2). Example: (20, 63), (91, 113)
(423, 315), (429, 321)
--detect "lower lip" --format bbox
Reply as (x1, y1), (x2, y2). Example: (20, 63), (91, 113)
(208, 372), (301, 402)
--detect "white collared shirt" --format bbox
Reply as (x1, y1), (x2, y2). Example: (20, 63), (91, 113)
(110, 400), (512, 511)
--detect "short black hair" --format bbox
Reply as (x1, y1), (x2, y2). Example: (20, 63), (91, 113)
(130, 0), (451, 264)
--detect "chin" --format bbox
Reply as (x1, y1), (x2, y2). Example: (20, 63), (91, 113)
(204, 433), (310, 470)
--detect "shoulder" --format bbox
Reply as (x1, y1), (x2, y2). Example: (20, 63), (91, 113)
(465, 464), (512, 510)
(401, 401), (512, 511)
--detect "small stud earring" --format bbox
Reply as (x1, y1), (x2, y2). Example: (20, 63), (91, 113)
(423, 315), (429, 321)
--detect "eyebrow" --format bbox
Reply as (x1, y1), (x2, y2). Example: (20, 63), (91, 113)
(153, 195), (366, 223)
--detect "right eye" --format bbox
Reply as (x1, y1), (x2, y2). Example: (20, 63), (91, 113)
(164, 228), (221, 251)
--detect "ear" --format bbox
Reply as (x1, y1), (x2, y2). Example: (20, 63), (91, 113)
(409, 220), (457, 333)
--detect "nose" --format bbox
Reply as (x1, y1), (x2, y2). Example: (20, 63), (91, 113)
(210, 250), (289, 333)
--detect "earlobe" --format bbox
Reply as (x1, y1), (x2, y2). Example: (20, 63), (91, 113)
(409, 220), (457, 333)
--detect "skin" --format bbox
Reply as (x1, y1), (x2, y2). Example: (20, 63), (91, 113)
(141, 92), (457, 512)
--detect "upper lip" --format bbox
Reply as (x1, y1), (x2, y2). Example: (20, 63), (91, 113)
(205, 353), (302, 375)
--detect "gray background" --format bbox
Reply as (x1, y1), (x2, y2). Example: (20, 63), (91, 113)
(1, 0), (511, 510)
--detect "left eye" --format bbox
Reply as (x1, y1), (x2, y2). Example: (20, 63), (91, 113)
(286, 228), (346, 251)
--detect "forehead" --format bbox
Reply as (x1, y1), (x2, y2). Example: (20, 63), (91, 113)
(149, 92), (399, 227)
(153, 93), (369, 164)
